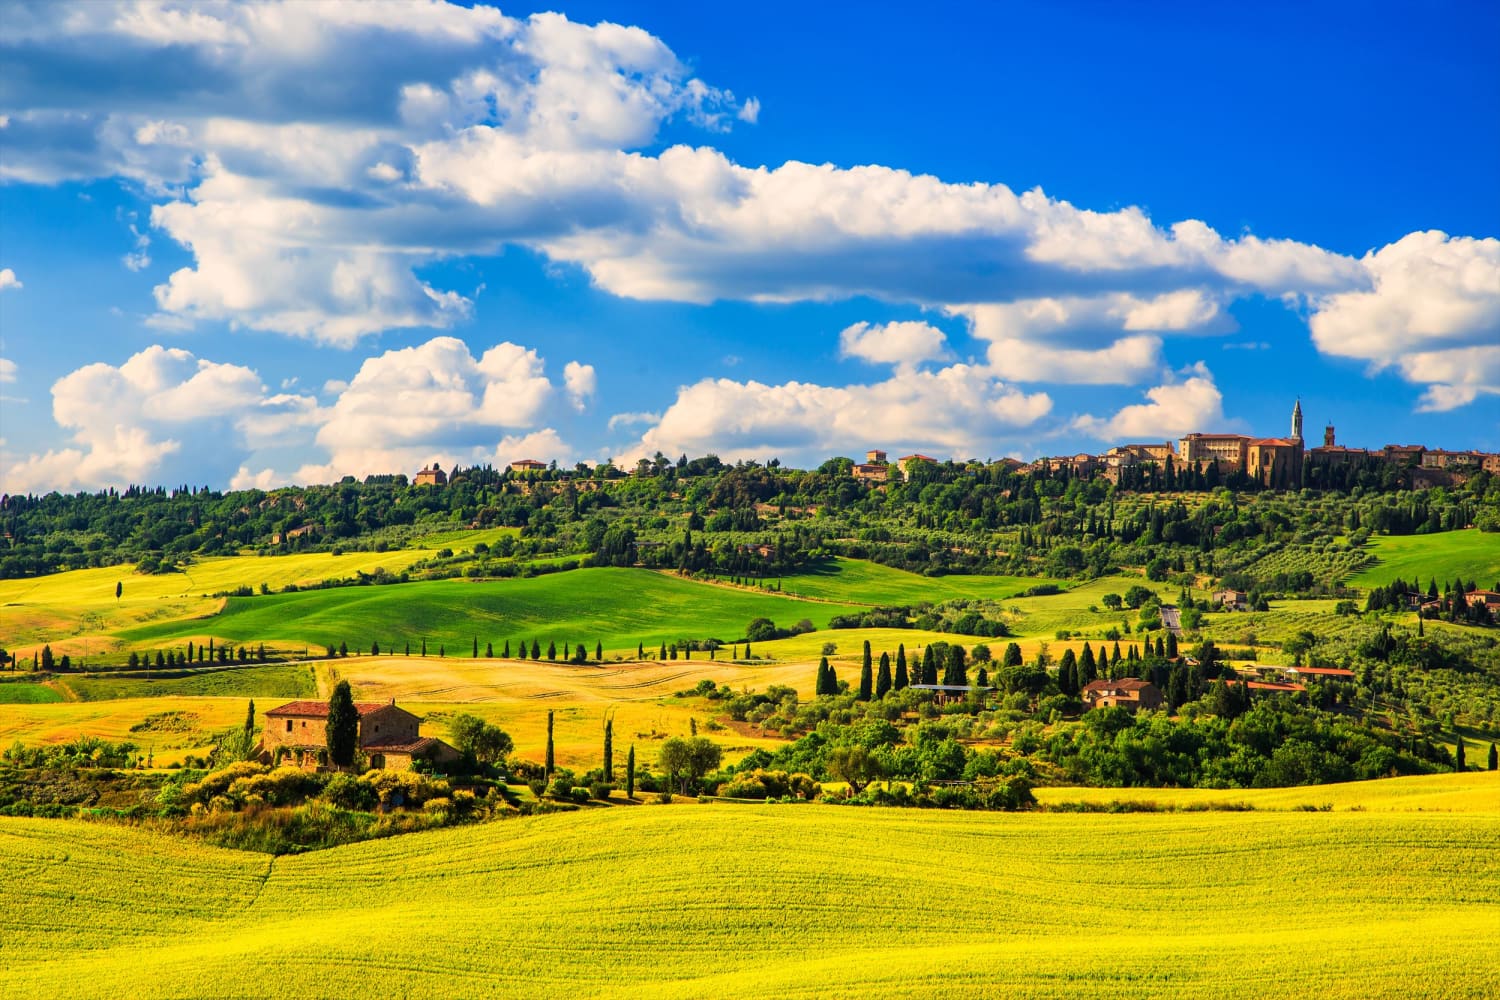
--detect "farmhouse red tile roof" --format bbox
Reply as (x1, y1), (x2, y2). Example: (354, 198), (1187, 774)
(1247, 681), (1306, 692)
(1082, 678), (1153, 692)
(265, 700), (393, 717)
(363, 736), (444, 754)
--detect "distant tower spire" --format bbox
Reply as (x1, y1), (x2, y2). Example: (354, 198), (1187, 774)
(1291, 398), (1303, 441)
(1324, 423), (1335, 448)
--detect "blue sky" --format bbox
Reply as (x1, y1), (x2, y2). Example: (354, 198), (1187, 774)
(1, 0), (1497, 492)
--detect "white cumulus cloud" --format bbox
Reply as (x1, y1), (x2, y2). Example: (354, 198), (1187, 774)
(1072, 363), (1226, 441)
(838, 321), (952, 369)
(621, 364), (1052, 467)
(0, 268), (21, 291)
(563, 360), (596, 411)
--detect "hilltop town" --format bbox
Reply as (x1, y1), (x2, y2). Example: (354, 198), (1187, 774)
(415, 399), (1498, 494)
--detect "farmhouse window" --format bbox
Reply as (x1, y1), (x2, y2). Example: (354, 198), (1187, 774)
(286, 720), (293, 732)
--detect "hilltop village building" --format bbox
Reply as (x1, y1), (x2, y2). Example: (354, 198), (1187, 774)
(473, 397), (1493, 496)
(259, 699), (458, 771)
(413, 463), (447, 487)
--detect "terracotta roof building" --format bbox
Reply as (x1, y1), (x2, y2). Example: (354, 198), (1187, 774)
(1081, 678), (1163, 712)
(259, 699), (459, 772)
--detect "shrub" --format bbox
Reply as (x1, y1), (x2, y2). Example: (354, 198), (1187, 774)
(323, 773), (378, 811)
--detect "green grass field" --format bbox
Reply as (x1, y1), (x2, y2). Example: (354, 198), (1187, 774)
(778, 557), (1061, 605)
(0, 682), (65, 704)
(54, 663), (317, 703)
(3, 787), (1497, 999)
(1347, 529), (1500, 589)
(119, 568), (864, 653)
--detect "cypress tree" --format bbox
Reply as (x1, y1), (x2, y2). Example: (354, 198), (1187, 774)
(532, 639), (541, 659)
(439, 644), (445, 657)
(604, 718), (614, 782)
(405, 642), (411, 656)
(858, 657), (873, 701)
(876, 652), (892, 698)
(326, 680), (359, 771)
(638, 642), (645, 659)
(1455, 739), (1466, 770)
(1488, 742), (1497, 771)
(1166, 632), (1179, 659)
(547, 640), (557, 661)
(816, 657), (830, 695)
(545, 710), (555, 777)
(421, 638), (427, 656)
(659, 641), (668, 660)
(473, 636), (479, 657)
(244, 698), (256, 740)
(371, 640), (381, 656)
(596, 641), (603, 661)
(627, 744), (636, 798)
(827, 663), (837, 692)
(745, 642), (752, 658)
(1059, 649), (1078, 695)
(1003, 642), (1023, 667)
(894, 647), (909, 690)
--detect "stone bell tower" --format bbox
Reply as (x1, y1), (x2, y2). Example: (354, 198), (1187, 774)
(1291, 398), (1303, 442)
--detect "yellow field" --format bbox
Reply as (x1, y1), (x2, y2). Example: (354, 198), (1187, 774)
(0, 696), (249, 764)
(315, 654), (819, 769)
(3, 795), (1497, 998)
(0, 551), (431, 656)
(1035, 769), (1500, 812)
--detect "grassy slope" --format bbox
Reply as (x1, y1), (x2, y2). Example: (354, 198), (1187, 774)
(0, 683), (64, 704)
(3, 786), (1498, 999)
(120, 568), (865, 652)
(778, 557), (1060, 605)
(1347, 529), (1500, 589)
(0, 551), (432, 656)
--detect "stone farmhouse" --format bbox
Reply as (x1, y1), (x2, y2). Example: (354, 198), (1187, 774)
(1081, 678), (1164, 712)
(414, 463), (448, 487)
(508, 459), (547, 474)
(259, 699), (459, 771)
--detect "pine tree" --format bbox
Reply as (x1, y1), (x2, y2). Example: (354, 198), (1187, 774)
(876, 652), (892, 699)
(627, 745), (636, 798)
(545, 710), (555, 777)
(1003, 642), (1023, 667)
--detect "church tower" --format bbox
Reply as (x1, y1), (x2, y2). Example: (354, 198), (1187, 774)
(1291, 398), (1303, 442)
(1324, 424), (1335, 447)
